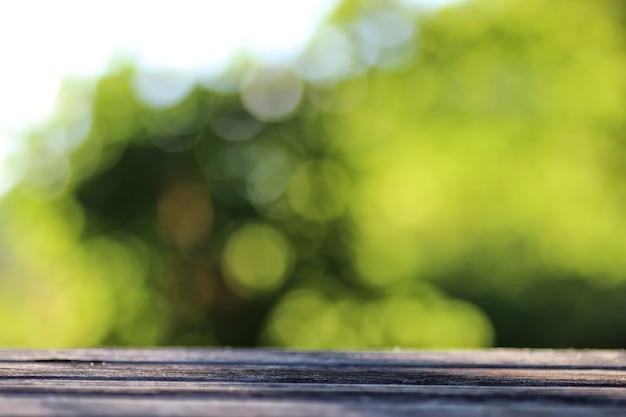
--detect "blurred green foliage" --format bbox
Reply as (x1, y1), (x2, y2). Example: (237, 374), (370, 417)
(1, 0), (626, 348)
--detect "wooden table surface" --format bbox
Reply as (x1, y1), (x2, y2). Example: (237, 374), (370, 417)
(1, 348), (625, 416)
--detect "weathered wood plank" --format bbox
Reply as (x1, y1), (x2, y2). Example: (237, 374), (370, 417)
(1, 348), (625, 367)
(0, 349), (624, 416)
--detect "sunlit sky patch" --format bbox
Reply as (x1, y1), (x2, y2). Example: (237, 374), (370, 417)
(0, 0), (464, 197)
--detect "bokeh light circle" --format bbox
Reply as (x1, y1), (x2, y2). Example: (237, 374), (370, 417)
(223, 223), (293, 295)
(240, 68), (303, 121)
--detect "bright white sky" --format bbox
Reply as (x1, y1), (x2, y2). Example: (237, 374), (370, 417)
(0, 0), (462, 197)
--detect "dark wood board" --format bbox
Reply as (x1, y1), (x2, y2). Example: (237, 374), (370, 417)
(0, 349), (625, 416)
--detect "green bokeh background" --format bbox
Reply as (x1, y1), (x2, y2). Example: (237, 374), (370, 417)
(1, 0), (626, 348)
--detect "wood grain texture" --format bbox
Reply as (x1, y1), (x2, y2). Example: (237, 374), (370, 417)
(0, 349), (625, 416)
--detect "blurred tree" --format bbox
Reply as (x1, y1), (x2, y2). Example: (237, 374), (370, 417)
(1, 0), (625, 348)
(336, 0), (626, 347)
